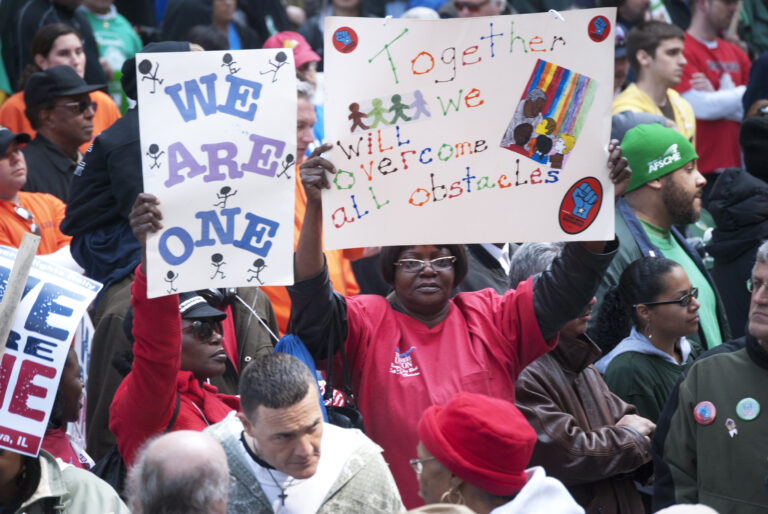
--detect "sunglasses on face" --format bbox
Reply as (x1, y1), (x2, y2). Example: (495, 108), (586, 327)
(454, 0), (490, 11)
(54, 100), (97, 114)
(634, 287), (699, 308)
(182, 319), (222, 340)
(394, 256), (456, 273)
(747, 278), (768, 294)
(13, 205), (40, 235)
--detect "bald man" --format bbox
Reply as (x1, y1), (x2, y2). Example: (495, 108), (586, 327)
(127, 430), (230, 514)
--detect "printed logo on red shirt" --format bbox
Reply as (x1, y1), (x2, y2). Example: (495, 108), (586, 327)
(389, 346), (421, 377)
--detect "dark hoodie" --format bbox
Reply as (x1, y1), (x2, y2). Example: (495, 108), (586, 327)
(61, 41), (190, 294)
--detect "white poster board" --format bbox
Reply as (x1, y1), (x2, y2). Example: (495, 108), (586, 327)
(137, 49), (297, 298)
(323, 9), (616, 249)
(0, 246), (101, 457)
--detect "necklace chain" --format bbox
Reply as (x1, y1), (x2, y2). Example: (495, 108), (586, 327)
(265, 468), (294, 507)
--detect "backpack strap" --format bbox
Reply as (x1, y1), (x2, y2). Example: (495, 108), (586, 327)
(165, 392), (181, 433)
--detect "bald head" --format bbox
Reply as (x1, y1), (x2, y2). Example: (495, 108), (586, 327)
(128, 430), (230, 514)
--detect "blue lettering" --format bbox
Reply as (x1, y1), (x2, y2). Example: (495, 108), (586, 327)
(158, 227), (195, 265)
(24, 283), (84, 341)
(234, 214), (279, 256)
(164, 73), (218, 122)
(216, 75), (262, 121)
(23, 335), (56, 362)
(195, 208), (241, 247)
(419, 147), (433, 165)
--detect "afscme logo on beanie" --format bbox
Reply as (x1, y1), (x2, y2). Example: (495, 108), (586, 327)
(647, 144), (681, 173)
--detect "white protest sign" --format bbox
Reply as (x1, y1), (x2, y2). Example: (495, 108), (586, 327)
(0, 246), (101, 457)
(323, 9), (616, 248)
(138, 49), (297, 298)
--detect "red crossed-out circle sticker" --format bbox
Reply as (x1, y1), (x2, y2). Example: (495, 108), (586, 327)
(588, 15), (611, 43)
(332, 27), (359, 54)
(559, 177), (603, 234)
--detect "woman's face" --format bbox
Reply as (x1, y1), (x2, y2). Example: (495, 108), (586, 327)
(645, 265), (700, 339)
(416, 442), (455, 504)
(180, 318), (228, 380)
(36, 33), (86, 78)
(58, 347), (84, 424)
(393, 245), (455, 317)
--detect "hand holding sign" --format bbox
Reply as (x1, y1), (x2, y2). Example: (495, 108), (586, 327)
(300, 143), (337, 206)
(607, 139), (631, 199)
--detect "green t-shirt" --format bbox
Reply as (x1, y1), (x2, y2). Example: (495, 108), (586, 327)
(640, 219), (723, 348)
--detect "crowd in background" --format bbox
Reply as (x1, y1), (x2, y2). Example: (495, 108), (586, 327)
(1, 0), (768, 513)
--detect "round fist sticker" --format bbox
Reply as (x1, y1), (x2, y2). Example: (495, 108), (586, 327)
(333, 27), (359, 53)
(559, 177), (603, 234)
(588, 15), (611, 43)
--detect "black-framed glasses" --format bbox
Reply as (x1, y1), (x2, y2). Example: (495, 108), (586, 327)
(13, 205), (40, 235)
(747, 278), (768, 294)
(394, 256), (456, 273)
(182, 319), (222, 340)
(454, 0), (490, 11)
(409, 456), (436, 474)
(55, 100), (97, 114)
(634, 287), (698, 308)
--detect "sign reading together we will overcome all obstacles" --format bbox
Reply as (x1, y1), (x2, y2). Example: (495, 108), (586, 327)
(323, 9), (616, 249)
(137, 49), (296, 298)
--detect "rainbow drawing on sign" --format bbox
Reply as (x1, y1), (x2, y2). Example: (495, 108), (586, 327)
(500, 59), (597, 170)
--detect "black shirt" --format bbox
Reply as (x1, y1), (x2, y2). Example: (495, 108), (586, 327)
(22, 133), (78, 203)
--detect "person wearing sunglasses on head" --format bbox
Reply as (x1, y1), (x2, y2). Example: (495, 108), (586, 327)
(0, 125), (83, 273)
(593, 257), (700, 424)
(21, 64), (103, 203)
(109, 193), (241, 468)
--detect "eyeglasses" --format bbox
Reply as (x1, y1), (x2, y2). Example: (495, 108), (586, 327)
(634, 287), (698, 308)
(394, 256), (456, 273)
(182, 319), (222, 340)
(409, 456), (436, 474)
(54, 100), (97, 114)
(454, 0), (490, 11)
(13, 205), (40, 235)
(747, 278), (768, 294)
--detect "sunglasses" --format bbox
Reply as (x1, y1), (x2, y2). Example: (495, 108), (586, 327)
(182, 319), (222, 340)
(394, 256), (456, 273)
(454, 0), (490, 11)
(54, 100), (97, 114)
(634, 287), (699, 308)
(13, 205), (40, 235)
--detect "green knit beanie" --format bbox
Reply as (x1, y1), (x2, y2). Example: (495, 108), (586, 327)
(622, 124), (698, 193)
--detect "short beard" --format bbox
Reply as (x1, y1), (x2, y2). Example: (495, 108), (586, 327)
(661, 175), (700, 225)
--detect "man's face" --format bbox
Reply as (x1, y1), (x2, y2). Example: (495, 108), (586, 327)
(660, 160), (706, 225)
(646, 38), (687, 87)
(42, 94), (95, 150)
(619, 0), (651, 24)
(705, 0), (739, 32)
(297, 97), (316, 158)
(0, 142), (27, 199)
(749, 262), (768, 343)
(240, 386), (323, 479)
(455, 0), (501, 18)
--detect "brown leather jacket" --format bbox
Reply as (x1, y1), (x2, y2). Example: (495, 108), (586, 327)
(515, 334), (652, 514)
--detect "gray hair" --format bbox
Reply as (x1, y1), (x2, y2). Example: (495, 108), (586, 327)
(525, 88), (547, 102)
(239, 353), (317, 420)
(509, 242), (564, 289)
(128, 432), (229, 514)
(297, 79), (314, 102)
(752, 240), (768, 275)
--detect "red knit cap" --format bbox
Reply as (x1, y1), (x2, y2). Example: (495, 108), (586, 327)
(417, 393), (537, 496)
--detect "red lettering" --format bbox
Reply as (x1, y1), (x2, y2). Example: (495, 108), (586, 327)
(331, 207), (355, 228)
(462, 45), (481, 65)
(0, 353), (17, 409)
(449, 181), (464, 198)
(529, 36), (545, 52)
(400, 150), (417, 169)
(531, 168), (542, 184)
(498, 174), (511, 188)
(9, 360), (56, 422)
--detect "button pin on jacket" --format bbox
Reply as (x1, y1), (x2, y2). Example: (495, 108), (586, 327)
(725, 418), (738, 438)
(736, 397), (760, 421)
(694, 401), (716, 425)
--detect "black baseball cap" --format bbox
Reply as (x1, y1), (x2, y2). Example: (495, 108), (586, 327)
(24, 65), (104, 108)
(179, 292), (227, 321)
(0, 126), (31, 154)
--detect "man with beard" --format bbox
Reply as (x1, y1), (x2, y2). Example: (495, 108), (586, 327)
(589, 124), (730, 354)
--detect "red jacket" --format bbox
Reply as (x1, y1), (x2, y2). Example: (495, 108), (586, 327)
(110, 267), (240, 466)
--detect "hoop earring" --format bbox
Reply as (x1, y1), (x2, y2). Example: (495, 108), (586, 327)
(439, 485), (465, 505)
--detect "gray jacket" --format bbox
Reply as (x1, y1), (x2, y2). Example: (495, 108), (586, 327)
(206, 416), (405, 514)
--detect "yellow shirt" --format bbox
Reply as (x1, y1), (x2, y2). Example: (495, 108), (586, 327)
(613, 83), (696, 146)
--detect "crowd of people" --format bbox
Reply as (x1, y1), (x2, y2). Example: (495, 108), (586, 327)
(0, 0), (767, 513)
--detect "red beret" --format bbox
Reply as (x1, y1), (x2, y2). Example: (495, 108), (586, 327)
(417, 393), (536, 496)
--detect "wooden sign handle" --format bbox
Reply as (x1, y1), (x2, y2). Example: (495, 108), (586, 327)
(0, 234), (41, 359)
